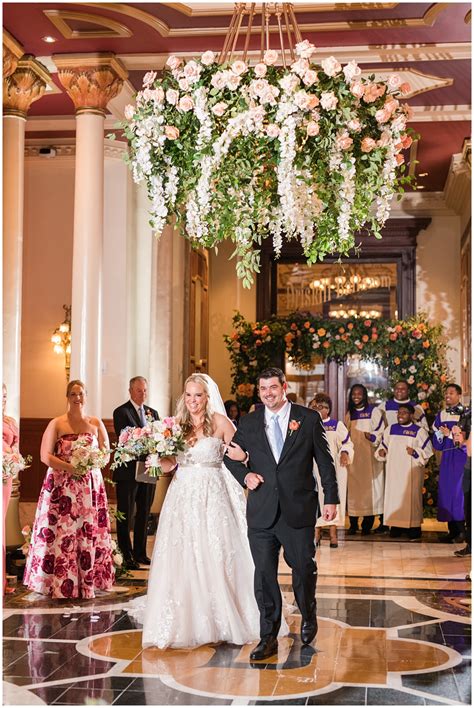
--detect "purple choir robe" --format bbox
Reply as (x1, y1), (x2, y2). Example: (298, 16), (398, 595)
(432, 410), (466, 522)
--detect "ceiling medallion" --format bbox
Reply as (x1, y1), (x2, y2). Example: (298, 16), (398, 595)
(123, 2), (415, 286)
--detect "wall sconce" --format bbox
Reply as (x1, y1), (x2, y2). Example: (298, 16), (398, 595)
(51, 305), (71, 382)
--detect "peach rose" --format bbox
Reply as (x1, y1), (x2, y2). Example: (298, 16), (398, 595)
(336, 131), (353, 150)
(350, 81), (365, 99)
(254, 63), (267, 78)
(347, 118), (361, 132)
(303, 69), (318, 87)
(211, 102), (227, 117)
(306, 121), (320, 136)
(164, 125), (179, 140)
(375, 108), (391, 124)
(395, 154), (405, 165)
(183, 60), (201, 83)
(399, 82), (411, 95)
(317, 328), (326, 336)
(266, 123), (280, 138)
(178, 95), (194, 112)
(166, 55), (182, 71)
(232, 60), (248, 76)
(361, 137), (376, 153)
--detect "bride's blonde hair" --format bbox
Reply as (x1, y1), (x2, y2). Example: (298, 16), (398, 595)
(175, 374), (214, 440)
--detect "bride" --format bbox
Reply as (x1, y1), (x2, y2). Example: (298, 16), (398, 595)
(133, 373), (287, 649)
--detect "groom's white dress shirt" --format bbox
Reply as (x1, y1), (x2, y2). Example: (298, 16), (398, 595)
(265, 399), (291, 462)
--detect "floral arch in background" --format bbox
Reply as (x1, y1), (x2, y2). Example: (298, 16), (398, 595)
(225, 312), (450, 514)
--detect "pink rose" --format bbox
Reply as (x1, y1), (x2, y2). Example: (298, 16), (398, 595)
(361, 137), (377, 153)
(320, 91), (338, 110)
(303, 69), (318, 87)
(266, 124), (280, 138)
(165, 89), (178, 106)
(350, 81), (365, 99)
(211, 102), (227, 117)
(178, 77), (190, 91)
(166, 55), (182, 71)
(201, 50), (216, 66)
(232, 60), (247, 76)
(178, 96), (194, 112)
(164, 125), (179, 140)
(306, 121), (320, 137)
(264, 49), (278, 66)
(321, 56), (342, 77)
(142, 70), (157, 88)
(254, 63), (267, 78)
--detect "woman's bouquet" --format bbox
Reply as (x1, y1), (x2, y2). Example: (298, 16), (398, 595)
(20, 525), (32, 556)
(112, 417), (185, 478)
(3, 451), (32, 483)
(70, 436), (109, 479)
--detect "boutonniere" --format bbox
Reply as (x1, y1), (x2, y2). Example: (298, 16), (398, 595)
(145, 410), (154, 424)
(288, 419), (301, 436)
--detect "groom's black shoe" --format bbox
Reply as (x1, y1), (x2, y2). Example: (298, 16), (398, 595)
(250, 636), (278, 661)
(301, 615), (318, 645)
(134, 555), (151, 566)
(124, 557), (140, 571)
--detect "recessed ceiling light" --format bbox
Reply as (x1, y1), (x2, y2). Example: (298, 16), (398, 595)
(42, 36), (57, 43)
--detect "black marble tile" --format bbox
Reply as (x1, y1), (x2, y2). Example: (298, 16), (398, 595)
(443, 634), (471, 656)
(71, 676), (135, 691)
(398, 624), (445, 645)
(3, 640), (28, 668)
(5, 643), (77, 680)
(2, 675), (35, 686)
(452, 659), (472, 704)
(113, 686), (230, 705)
(253, 699), (307, 705)
(48, 653), (116, 682)
(53, 686), (123, 704)
(317, 598), (370, 626)
(402, 669), (461, 702)
(307, 687), (366, 704)
(367, 687), (424, 704)
(28, 683), (71, 703)
(441, 621), (471, 636)
(369, 601), (433, 628)
(50, 610), (126, 640)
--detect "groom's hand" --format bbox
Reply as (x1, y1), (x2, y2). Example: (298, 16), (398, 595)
(244, 472), (264, 490)
(322, 504), (337, 522)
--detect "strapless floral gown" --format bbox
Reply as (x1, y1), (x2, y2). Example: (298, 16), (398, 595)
(24, 433), (114, 599)
(132, 437), (287, 649)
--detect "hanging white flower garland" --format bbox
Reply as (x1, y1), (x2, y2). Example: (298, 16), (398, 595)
(123, 40), (414, 287)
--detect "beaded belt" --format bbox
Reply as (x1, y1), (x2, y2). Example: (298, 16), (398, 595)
(177, 462), (222, 471)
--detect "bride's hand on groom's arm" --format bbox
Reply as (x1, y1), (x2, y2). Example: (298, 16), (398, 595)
(225, 441), (248, 462)
(159, 456), (177, 474)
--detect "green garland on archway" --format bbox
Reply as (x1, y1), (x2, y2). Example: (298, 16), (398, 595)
(224, 311), (450, 516)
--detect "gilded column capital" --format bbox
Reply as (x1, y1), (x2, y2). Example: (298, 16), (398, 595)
(3, 29), (24, 79)
(3, 55), (50, 119)
(54, 53), (128, 116)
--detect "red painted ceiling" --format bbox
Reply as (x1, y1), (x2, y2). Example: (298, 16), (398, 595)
(4, 2), (471, 192)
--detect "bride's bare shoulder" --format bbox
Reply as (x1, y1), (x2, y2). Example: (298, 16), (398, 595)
(211, 412), (233, 435)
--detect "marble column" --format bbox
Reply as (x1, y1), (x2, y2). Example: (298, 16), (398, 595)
(3, 50), (49, 548)
(56, 54), (127, 414)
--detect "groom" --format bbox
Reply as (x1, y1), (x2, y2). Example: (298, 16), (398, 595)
(224, 367), (338, 660)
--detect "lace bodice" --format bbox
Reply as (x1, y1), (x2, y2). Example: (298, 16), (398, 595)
(177, 436), (224, 468)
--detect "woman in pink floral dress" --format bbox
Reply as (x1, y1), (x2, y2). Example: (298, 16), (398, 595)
(24, 380), (114, 599)
(3, 384), (19, 593)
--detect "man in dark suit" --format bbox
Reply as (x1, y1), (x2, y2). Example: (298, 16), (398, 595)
(113, 376), (159, 569)
(224, 367), (338, 660)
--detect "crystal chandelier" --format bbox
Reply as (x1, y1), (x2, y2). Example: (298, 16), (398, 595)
(51, 305), (71, 382)
(219, 3), (302, 67)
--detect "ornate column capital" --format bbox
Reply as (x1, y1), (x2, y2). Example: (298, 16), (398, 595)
(3, 55), (50, 119)
(3, 29), (24, 79)
(54, 53), (128, 116)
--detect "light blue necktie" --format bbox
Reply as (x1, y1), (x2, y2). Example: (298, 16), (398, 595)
(138, 405), (147, 427)
(272, 414), (285, 460)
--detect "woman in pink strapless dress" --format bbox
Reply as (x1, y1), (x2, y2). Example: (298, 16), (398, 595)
(24, 380), (114, 599)
(3, 384), (19, 593)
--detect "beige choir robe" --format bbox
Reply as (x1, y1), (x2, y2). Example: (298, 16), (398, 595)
(378, 398), (429, 430)
(314, 418), (354, 527)
(375, 423), (433, 528)
(345, 404), (385, 516)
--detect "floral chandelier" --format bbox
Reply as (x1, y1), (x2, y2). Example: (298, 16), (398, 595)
(123, 2), (414, 287)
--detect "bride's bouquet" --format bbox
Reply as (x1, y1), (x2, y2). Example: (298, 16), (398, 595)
(112, 417), (185, 478)
(3, 451), (32, 483)
(70, 436), (109, 479)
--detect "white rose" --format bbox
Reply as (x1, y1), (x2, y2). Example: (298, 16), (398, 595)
(347, 118), (361, 132)
(142, 70), (157, 88)
(303, 69), (318, 87)
(388, 73), (401, 89)
(264, 49), (279, 65)
(295, 39), (316, 59)
(165, 89), (179, 106)
(254, 62), (267, 78)
(183, 60), (201, 83)
(321, 56), (342, 77)
(152, 87), (165, 103)
(166, 55), (182, 71)
(294, 90), (311, 110)
(113, 553), (123, 567)
(291, 57), (309, 78)
(279, 73), (300, 93)
(226, 73), (241, 91)
(306, 121), (320, 137)
(266, 123), (280, 138)
(232, 60), (247, 76)
(320, 91), (338, 110)
(211, 102), (227, 117)
(178, 77), (190, 91)
(342, 60), (361, 83)
(124, 104), (135, 121)
(211, 72), (227, 90)
(178, 95), (194, 112)
(201, 50), (216, 66)
(418, 391), (427, 401)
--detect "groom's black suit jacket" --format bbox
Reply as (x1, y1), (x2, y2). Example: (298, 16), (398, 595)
(224, 403), (338, 529)
(112, 401), (159, 482)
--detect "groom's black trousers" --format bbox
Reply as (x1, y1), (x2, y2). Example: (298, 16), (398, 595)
(248, 508), (317, 639)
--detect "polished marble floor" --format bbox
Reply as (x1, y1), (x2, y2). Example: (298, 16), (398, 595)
(3, 524), (471, 706)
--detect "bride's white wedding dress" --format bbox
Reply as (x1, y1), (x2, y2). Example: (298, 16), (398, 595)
(131, 436), (287, 649)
